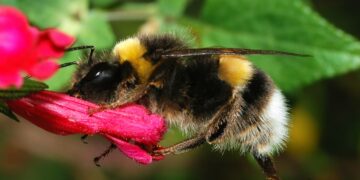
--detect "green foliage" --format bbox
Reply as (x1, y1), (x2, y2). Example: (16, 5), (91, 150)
(0, 157), (74, 180)
(44, 52), (81, 91)
(75, 11), (115, 49)
(158, 0), (188, 18)
(0, 0), (17, 6)
(90, 0), (117, 8)
(17, 0), (87, 29)
(158, 0), (360, 92)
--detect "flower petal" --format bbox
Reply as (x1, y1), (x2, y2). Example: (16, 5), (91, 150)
(7, 91), (167, 164)
(0, 7), (75, 88)
(47, 28), (75, 48)
(27, 60), (59, 80)
(106, 135), (153, 165)
(7, 94), (95, 135)
(0, 6), (28, 28)
(0, 6), (33, 67)
(0, 70), (23, 88)
(6, 90), (166, 146)
(34, 29), (74, 59)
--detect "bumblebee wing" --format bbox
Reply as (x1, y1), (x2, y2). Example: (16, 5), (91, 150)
(161, 48), (310, 58)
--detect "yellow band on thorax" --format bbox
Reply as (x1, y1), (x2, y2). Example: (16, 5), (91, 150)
(112, 37), (154, 82)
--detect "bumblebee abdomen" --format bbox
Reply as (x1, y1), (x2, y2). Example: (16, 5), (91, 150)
(214, 69), (288, 155)
(185, 55), (255, 118)
(231, 88), (288, 156)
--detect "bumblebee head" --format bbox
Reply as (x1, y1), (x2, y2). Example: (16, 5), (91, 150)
(65, 35), (186, 103)
(69, 60), (137, 103)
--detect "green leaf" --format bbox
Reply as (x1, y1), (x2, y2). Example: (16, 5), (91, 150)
(76, 11), (116, 49)
(0, 79), (48, 100)
(0, 102), (19, 122)
(45, 51), (81, 91)
(158, 0), (188, 18)
(0, 0), (18, 6)
(90, 0), (116, 8)
(158, 0), (360, 92)
(16, 0), (115, 49)
(17, 0), (88, 29)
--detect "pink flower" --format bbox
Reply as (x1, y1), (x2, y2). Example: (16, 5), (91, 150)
(6, 91), (167, 164)
(0, 6), (74, 88)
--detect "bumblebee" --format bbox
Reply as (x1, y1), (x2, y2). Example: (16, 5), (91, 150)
(67, 34), (306, 180)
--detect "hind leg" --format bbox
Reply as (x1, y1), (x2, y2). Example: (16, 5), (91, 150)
(253, 154), (280, 180)
(153, 135), (206, 155)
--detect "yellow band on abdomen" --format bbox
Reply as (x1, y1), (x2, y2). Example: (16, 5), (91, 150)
(218, 55), (253, 87)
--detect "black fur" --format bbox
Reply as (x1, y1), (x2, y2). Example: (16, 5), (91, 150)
(185, 56), (232, 118)
(140, 34), (187, 63)
(147, 55), (232, 120)
(241, 68), (274, 125)
(140, 35), (234, 117)
(242, 68), (273, 109)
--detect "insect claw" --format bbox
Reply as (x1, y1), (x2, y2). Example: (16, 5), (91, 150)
(94, 157), (102, 167)
(87, 106), (106, 116)
(81, 135), (89, 144)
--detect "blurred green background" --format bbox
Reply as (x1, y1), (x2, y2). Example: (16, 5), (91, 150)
(0, 0), (360, 179)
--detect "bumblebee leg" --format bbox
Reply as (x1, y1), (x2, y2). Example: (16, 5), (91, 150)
(88, 79), (164, 115)
(153, 135), (206, 155)
(205, 118), (228, 144)
(94, 143), (117, 167)
(253, 154), (280, 180)
(88, 105), (108, 115)
(66, 45), (95, 63)
(154, 102), (235, 156)
(88, 84), (149, 115)
(204, 101), (235, 144)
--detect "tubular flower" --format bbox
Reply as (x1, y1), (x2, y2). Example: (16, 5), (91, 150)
(0, 6), (74, 88)
(6, 91), (167, 164)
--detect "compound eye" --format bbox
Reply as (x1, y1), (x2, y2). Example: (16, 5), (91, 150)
(94, 71), (101, 77)
(91, 69), (110, 82)
(82, 62), (120, 87)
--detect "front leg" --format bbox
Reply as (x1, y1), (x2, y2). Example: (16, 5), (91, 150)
(88, 84), (149, 114)
(88, 77), (168, 115)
